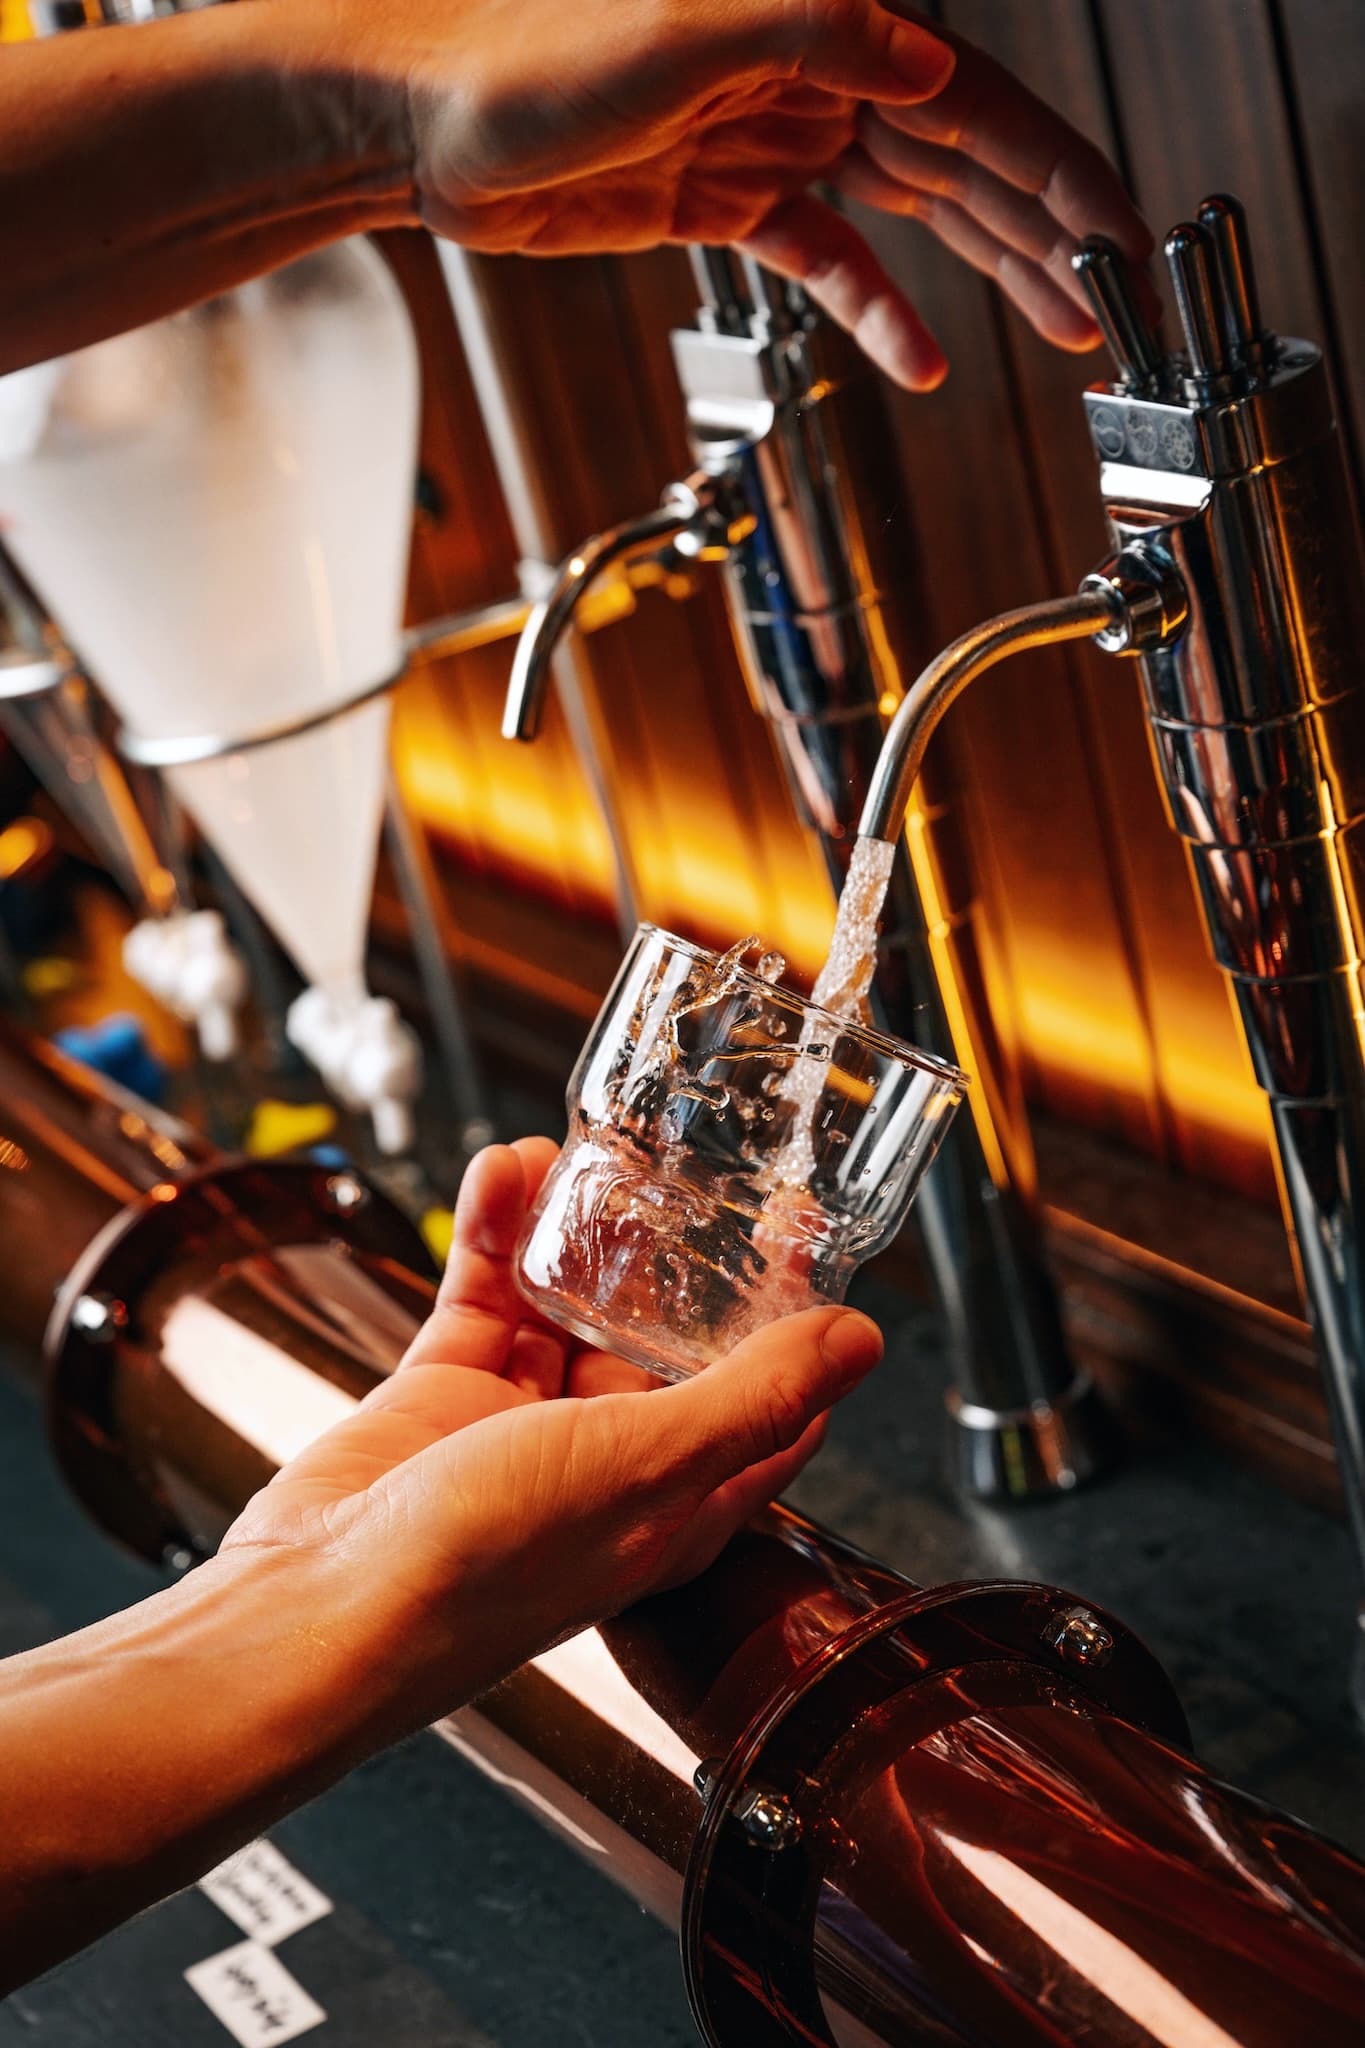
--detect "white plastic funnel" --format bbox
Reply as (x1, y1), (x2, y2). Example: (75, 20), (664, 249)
(0, 238), (420, 1005)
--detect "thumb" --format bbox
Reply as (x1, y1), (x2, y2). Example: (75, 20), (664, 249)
(784, 4), (955, 105)
(618, 1304), (884, 1505)
(683, 2), (954, 107)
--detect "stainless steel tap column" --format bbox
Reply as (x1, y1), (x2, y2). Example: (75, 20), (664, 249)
(1075, 199), (1365, 1712)
(507, 251), (1114, 1501)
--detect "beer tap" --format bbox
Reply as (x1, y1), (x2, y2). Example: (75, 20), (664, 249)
(851, 195), (1365, 1710)
(505, 250), (1116, 1504)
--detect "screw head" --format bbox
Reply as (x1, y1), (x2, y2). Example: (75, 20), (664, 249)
(735, 1787), (802, 1851)
(70, 1292), (128, 1344)
(1046, 1605), (1115, 1670)
(323, 1172), (369, 1216)
(693, 1757), (724, 1803)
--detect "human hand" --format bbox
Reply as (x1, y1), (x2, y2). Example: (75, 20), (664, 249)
(305, 0), (1150, 388)
(220, 1136), (882, 1726)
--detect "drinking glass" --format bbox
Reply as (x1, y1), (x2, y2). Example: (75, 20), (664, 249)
(516, 926), (966, 1381)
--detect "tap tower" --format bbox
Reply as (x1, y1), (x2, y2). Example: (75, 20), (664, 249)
(1073, 199), (1365, 1707)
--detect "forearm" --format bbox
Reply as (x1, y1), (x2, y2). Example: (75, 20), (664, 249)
(0, 2), (415, 373)
(0, 1547), (428, 1991)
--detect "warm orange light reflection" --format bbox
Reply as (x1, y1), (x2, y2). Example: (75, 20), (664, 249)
(0, 818), (50, 880)
(942, 1835), (1241, 2048)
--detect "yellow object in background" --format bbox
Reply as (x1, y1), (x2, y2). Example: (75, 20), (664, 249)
(244, 1099), (338, 1159)
(0, 0), (33, 41)
(22, 957), (80, 998)
(420, 1206), (455, 1266)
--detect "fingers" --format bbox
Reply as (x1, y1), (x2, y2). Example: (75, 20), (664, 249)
(511, 1133), (561, 1208)
(835, 147), (1101, 351)
(399, 1141), (542, 1376)
(691, 0), (953, 106)
(621, 1303), (883, 1501)
(566, 1349), (663, 1398)
(740, 193), (947, 390)
(780, 1), (956, 105)
(873, 30), (1150, 260)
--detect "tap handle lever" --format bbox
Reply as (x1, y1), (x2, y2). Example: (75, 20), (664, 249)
(1166, 221), (1231, 386)
(1072, 237), (1162, 393)
(689, 247), (754, 336)
(1197, 193), (1269, 375)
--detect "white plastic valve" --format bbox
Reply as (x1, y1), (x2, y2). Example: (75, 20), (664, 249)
(286, 984), (423, 1156)
(122, 909), (247, 1062)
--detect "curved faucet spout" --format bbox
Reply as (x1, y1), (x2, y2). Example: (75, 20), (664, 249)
(859, 589), (1123, 845)
(503, 478), (721, 743)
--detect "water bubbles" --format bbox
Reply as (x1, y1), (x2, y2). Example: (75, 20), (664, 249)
(756, 949), (786, 984)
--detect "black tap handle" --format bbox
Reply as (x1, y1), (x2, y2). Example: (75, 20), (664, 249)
(1072, 236), (1162, 392)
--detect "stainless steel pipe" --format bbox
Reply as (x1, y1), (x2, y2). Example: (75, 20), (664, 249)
(2, 1024), (1365, 2043)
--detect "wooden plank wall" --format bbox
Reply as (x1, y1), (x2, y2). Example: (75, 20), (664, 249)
(390, 0), (1365, 1216)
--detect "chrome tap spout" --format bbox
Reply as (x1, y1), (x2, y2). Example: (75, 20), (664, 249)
(859, 590), (1122, 847)
(503, 481), (718, 743)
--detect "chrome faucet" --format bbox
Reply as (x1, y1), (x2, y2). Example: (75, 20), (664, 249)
(1068, 198), (1365, 1713)
(506, 251), (1115, 1502)
(854, 193), (1365, 1707)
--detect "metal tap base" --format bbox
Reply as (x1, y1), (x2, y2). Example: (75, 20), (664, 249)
(947, 1372), (1117, 1501)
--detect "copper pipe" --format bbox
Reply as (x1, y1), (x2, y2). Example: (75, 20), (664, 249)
(1, 1023), (1364, 2041)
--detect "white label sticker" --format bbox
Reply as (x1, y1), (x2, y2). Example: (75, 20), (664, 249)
(185, 1940), (326, 2048)
(199, 1840), (333, 1947)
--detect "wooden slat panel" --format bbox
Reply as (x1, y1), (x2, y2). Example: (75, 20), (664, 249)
(1271, 0), (1365, 490)
(1097, 0), (1326, 340)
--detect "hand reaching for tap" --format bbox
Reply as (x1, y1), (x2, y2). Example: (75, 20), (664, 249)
(2, 0), (1151, 384)
(0, 1137), (882, 1993)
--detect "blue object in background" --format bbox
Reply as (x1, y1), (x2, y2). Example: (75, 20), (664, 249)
(306, 1143), (352, 1169)
(54, 1015), (168, 1105)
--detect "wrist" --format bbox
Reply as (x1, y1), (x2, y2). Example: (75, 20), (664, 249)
(205, 0), (420, 235)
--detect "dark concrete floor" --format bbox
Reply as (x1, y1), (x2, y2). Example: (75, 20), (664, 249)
(1, 1268), (1363, 2046)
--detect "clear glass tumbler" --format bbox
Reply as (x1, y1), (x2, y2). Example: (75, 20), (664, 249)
(516, 926), (966, 1381)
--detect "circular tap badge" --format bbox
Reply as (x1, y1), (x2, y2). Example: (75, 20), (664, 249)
(1159, 416), (1198, 471)
(1125, 410), (1159, 464)
(1090, 405), (1126, 459)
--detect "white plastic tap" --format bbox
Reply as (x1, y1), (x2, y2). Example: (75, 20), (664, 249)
(122, 908), (247, 1061)
(286, 984), (423, 1156)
